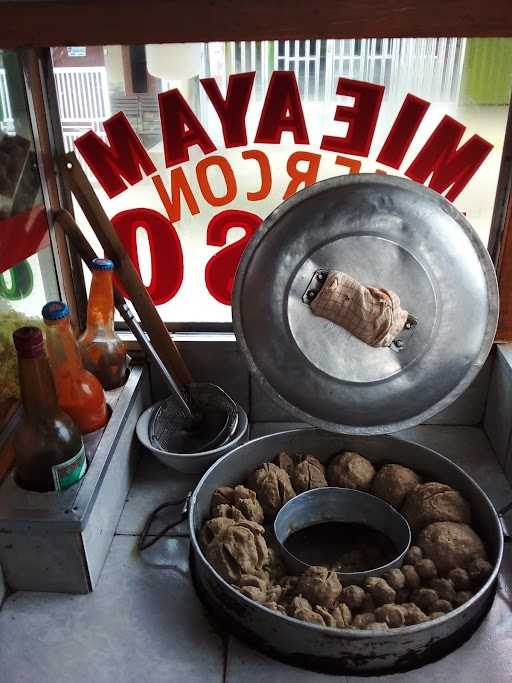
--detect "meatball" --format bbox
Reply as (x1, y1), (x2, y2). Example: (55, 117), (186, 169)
(454, 590), (473, 606)
(401, 603), (429, 625)
(332, 603), (352, 628)
(211, 486), (235, 509)
(401, 564), (421, 591)
(231, 485), (265, 524)
(429, 612), (446, 621)
(467, 557), (493, 586)
(247, 462), (296, 519)
(211, 485), (265, 524)
(364, 622), (389, 631)
(395, 588), (410, 604)
(291, 455), (327, 493)
(327, 451), (375, 491)
(404, 545), (423, 564)
(210, 504), (247, 521)
(273, 452), (296, 477)
(411, 588), (438, 612)
(352, 612), (376, 628)
(288, 596), (326, 626)
(341, 585), (366, 611)
(199, 516), (235, 548)
(204, 519), (268, 585)
(415, 558), (438, 582)
(374, 604), (405, 628)
(263, 547), (286, 582)
(266, 583), (283, 603)
(263, 601), (287, 615)
(402, 482), (471, 532)
(371, 464), (421, 508)
(382, 568), (406, 592)
(315, 605), (337, 628)
(429, 599), (452, 614)
(360, 593), (376, 613)
(296, 566), (342, 609)
(364, 577), (396, 606)
(430, 578), (456, 602)
(447, 567), (471, 591)
(238, 574), (269, 603)
(418, 522), (487, 574)
(279, 575), (299, 601)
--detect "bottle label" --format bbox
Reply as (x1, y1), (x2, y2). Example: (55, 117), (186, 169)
(51, 446), (87, 491)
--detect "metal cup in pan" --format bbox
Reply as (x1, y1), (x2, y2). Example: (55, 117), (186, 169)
(274, 486), (411, 584)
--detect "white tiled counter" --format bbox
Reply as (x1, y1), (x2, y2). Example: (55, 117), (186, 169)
(1, 424), (511, 683)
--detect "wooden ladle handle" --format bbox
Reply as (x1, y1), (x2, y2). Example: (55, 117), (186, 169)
(58, 152), (192, 384)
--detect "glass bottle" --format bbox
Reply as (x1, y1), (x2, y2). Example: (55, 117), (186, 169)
(78, 258), (127, 390)
(42, 301), (108, 434)
(12, 326), (87, 493)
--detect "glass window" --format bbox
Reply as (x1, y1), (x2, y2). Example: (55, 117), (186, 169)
(50, 39), (512, 324)
(0, 49), (59, 419)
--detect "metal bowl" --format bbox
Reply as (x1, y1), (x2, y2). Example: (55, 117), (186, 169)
(274, 487), (411, 584)
(135, 401), (248, 474)
(189, 429), (503, 675)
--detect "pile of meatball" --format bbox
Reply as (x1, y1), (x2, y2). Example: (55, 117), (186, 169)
(199, 450), (493, 631)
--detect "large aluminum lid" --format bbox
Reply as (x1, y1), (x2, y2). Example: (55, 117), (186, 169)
(233, 174), (498, 435)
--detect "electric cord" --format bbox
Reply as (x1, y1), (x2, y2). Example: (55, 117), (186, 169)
(137, 493), (191, 551)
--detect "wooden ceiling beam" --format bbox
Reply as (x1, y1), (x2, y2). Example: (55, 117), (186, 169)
(0, 0), (511, 48)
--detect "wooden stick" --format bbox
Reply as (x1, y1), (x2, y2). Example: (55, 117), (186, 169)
(55, 209), (193, 414)
(55, 209), (127, 311)
(58, 154), (192, 384)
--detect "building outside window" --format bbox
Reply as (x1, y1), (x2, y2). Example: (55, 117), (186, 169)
(48, 39), (512, 323)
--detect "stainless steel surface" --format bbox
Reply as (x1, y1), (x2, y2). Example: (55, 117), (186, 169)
(1, 424), (510, 683)
(136, 401), (249, 474)
(274, 487), (411, 583)
(0, 366), (150, 593)
(233, 174), (499, 435)
(189, 428), (504, 675)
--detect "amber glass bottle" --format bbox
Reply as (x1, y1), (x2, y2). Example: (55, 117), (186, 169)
(78, 258), (127, 390)
(42, 301), (108, 434)
(12, 326), (87, 492)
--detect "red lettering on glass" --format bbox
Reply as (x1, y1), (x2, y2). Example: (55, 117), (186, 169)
(335, 155), (362, 174)
(241, 150), (272, 201)
(159, 88), (216, 167)
(152, 170), (199, 223)
(376, 94), (430, 169)
(255, 72), (309, 145)
(283, 151), (321, 199)
(75, 112), (156, 198)
(196, 155), (238, 207)
(405, 115), (493, 201)
(111, 208), (184, 305)
(321, 78), (384, 157)
(205, 210), (262, 305)
(201, 72), (256, 148)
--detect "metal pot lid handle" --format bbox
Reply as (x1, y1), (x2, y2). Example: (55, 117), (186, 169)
(302, 268), (418, 352)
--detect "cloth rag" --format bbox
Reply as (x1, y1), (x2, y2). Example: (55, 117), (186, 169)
(310, 271), (408, 347)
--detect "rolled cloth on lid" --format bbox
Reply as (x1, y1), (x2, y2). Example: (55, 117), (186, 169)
(310, 271), (408, 347)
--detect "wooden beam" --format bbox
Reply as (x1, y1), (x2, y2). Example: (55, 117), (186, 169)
(22, 49), (85, 330)
(495, 195), (512, 341)
(0, 0), (511, 48)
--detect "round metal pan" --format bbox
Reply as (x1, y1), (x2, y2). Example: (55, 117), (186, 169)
(189, 429), (503, 675)
(233, 174), (498, 434)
